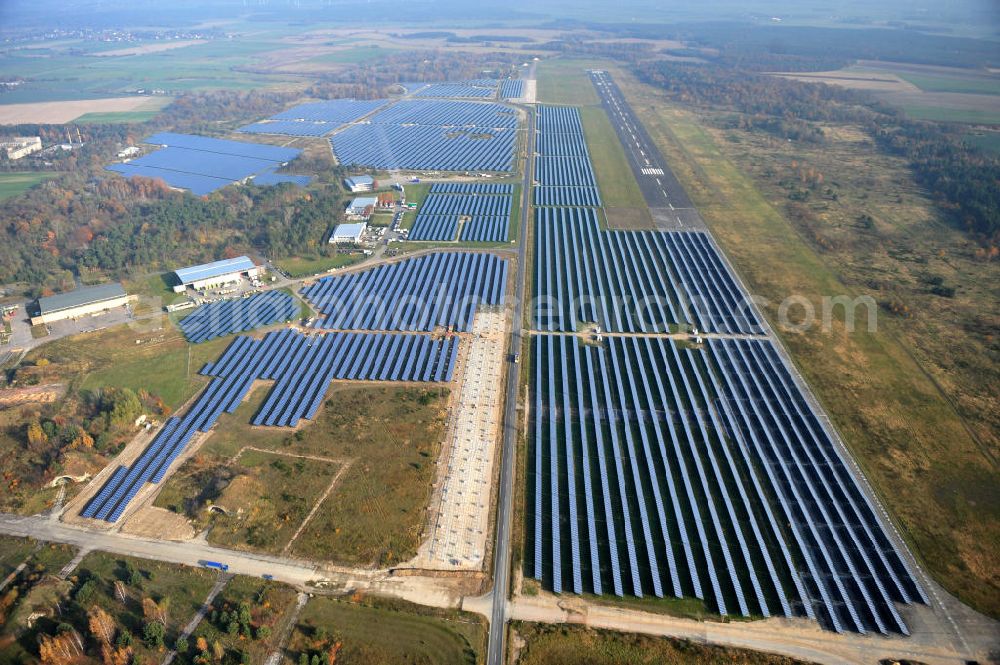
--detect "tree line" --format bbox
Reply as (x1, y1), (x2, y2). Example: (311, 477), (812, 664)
(634, 59), (1000, 244)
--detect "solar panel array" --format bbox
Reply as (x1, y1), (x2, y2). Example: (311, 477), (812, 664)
(237, 99), (389, 136)
(413, 82), (498, 98)
(330, 124), (516, 172)
(253, 170), (313, 187)
(430, 183), (513, 194)
(534, 106), (601, 207)
(178, 291), (298, 343)
(500, 80), (525, 100)
(525, 101), (926, 635)
(82, 328), (457, 522)
(367, 101), (518, 129)
(533, 208), (759, 334)
(526, 334), (926, 634)
(410, 191), (513, 242)
(106, 132), (305, 196)
(301, 252), (507, 332)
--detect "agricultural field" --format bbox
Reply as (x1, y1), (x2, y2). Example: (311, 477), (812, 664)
(512, 623), (808, 665)
(611, 65), (1000, 618)
(0, 36), (302, 105)
(155, 385), (449, 567)
(774, 64), (1000, 126)
(0, 172), (58, 201)
(284, 596), (485, 665)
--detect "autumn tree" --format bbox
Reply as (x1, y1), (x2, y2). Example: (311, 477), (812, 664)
(87, 605), (117, 646)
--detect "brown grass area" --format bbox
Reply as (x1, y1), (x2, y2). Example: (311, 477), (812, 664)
(153, 384), (448, 567)
(611, 65), (1000, 618)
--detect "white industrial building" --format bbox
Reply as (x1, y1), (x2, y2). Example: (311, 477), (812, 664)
(31, 283), (132, 325)
(329, 222), (367, 244)
(172, 256), (261, 293)
(344, 175), (375, 192)
(1, 136), (42, 160)
(346, 196), (378, 220)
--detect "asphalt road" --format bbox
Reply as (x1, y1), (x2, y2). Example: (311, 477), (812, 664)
(589, 69), (704, 230)
(485, 91), (536, 665)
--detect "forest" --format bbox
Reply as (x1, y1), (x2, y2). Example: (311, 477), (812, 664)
(634, 59), (1000, 244)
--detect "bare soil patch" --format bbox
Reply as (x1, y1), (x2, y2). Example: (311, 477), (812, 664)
(90, 40), (206, 57)
(0, 97), (162, 125)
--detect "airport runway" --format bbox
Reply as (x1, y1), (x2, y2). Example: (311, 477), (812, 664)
(589, 70), (705, 230)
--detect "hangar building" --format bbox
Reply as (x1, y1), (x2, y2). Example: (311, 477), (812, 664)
(31, 283), (131, 325)
(172, 256), (261, 293)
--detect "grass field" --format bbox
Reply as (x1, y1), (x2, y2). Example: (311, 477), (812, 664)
(287, 596), (484, 665)
(901, 104), (1000, 125)
(897, 72), (1000, 96)
(612, 66), (1000, 618)
(535, 58), (603, 106)
(28, 322), (231, 410)
(0, 172), (58, 201)
(579, 106), (653, 229)
(156, 385), (448, 567)
(73, 110), (161, 124)
(512, 622), (806, 665)
(275, 253), (365, 278)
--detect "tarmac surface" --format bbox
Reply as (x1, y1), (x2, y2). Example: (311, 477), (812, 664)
(589, 69), (706, 230)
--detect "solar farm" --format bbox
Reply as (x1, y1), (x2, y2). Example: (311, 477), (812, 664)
(106, 132), (309, 195)
(329, 100), (519, 172)
(178, 290), (298, 343)
(410, 185), (514, 242)
(524, 105), (928, 635)
(302, 252), (508, 332)
(81, 327), (461, 523)
(237, 98), (388, 137)
(533, 106), (602, 207)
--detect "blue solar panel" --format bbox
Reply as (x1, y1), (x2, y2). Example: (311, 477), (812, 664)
(83, 327), (460, 523)
(108, 133), (306, 195)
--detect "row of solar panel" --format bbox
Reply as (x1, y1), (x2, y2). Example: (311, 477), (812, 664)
(238, 120), (339, 137)
(533, 186), (602, 207)
(82, 328), (457, 522)
(536, 156), (598, 188)
(107, 162), (232, 196)
(301, 251), (507, 332)
(533, 208), (761, 334)
(330, 124), (515, 172)
(366, 100), (518, 129)
(429, 182), (513, 194)
(144, 132), (300, 162)
(178, 291), (298, 344)
(409, 214), (458, 241)
(536, 106), (585, 133)
(527, 334), (926, 634)
(270, 99), (389, 122)
(409, 214), (510, 242)
(414, 84), (496, 98)
(500, 80), (525, 100)
(536, 131), (590, 157)
(253, 170), (312, 187)
(420, 193), (512, 217)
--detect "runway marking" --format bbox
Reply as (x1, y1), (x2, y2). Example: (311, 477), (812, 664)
(642, 167), (664, 176)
